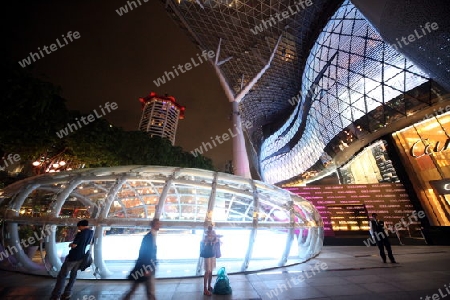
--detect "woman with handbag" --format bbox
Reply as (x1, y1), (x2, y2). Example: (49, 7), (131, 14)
(200, 224), (217, 296)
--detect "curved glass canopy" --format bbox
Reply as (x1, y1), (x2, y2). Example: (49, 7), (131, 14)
(260, 0), (429, 184)
(0, 166), (323, 279)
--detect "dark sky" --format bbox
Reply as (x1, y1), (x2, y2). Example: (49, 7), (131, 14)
(4, 0), (232, 170)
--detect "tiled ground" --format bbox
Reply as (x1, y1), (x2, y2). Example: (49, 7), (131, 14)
(1, 245), (449, 299)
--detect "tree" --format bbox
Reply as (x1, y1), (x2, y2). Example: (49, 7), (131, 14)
(0, 61), (70, 160)
(0, 62), (214, 187)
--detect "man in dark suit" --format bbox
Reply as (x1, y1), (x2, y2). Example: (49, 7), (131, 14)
(370, 213), (397, 263)
(50, 220), (94, 300)
(124, 218), (161, 300)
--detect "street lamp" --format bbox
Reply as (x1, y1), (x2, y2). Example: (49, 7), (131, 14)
(31, 148), (83, 175)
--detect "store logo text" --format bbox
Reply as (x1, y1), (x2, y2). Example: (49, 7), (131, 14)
(410, 138), (450, 158)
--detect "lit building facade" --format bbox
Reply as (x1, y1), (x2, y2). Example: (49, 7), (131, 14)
(162, 0), (450, 240)
(0, 166), (323, 278)
(258, 1), (450, 231)
(259, 1), (430, 183)
(138, 92), (185, 145)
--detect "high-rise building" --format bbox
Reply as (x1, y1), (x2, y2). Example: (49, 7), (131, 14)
(138, 92), (185, 145)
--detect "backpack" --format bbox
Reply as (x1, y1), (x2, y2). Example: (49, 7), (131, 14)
(213, 267), (232, 295)
(79, 230), (94, 271)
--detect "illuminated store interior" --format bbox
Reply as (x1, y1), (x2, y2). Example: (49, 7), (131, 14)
(392, 111), (450, 226)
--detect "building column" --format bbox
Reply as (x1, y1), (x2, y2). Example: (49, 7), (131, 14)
(231, 101), (251, 178)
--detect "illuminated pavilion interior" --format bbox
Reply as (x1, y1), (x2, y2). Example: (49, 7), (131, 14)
(0, 166), (323, 278)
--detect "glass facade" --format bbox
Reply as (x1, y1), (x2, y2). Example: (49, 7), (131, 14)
(0, 166), (323, 278)
(260, 0), (430, 184)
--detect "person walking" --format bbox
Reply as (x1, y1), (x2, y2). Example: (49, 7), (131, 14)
(124, 218), (161, 300)
(200, 224), (218, 296)
(369, 213), (397, 263)
(50, 220), (94, 300)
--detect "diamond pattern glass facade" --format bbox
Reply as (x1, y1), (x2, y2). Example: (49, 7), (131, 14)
(162, 0), (342, 149)
(162, 0), (438, 185)
(260, 0), (430, 183)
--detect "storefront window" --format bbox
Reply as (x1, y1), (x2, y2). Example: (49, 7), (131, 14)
(393, 112), (450, 226)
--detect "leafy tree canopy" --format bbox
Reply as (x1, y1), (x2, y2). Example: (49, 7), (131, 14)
(0, 62), (214, 187)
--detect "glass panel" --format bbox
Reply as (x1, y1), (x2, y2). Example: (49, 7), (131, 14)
(248, 228), (288, 271)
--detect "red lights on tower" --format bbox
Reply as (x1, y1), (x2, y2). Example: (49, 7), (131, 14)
(139, 92), (185, 119)
(138, 92), (185, 145)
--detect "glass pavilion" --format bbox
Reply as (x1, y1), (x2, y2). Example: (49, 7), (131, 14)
(0, 166), (323, 279)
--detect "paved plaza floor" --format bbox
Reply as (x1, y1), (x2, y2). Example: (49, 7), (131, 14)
(1, 245), (449, 299)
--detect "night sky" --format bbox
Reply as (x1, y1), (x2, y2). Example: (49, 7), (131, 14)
(4, 0), (232, 170)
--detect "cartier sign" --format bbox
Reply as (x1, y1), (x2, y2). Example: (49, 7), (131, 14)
(429, 179), (450, 195)
(409, 138), (450, 158)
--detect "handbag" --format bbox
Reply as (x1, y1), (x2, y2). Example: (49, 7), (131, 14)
(200, 241), (215, 258)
